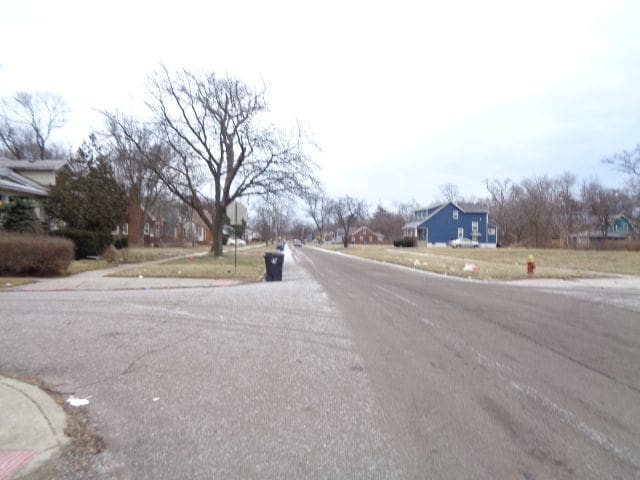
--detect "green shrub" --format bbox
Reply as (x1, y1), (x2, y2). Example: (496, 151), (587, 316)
(52, 229), (113, 259)
(0, 233), (74, 276)
(1, 198), (41, 233)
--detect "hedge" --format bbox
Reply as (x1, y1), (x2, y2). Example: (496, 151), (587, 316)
(0, 233), (74, 276)
(52, 229), (113, 259)
(393, 237), (417, 247)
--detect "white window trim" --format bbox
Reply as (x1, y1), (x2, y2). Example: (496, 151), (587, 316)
(472, 221), (479, 233)
(458, 227), (464, 239)
(144, 222), (150, 235)
(453, 210), (459, 220)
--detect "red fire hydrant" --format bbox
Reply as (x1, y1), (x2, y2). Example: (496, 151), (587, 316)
(527, 255), (535, 275)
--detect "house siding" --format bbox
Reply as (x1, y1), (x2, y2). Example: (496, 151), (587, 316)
(425, 204), (488, 244)
(407, 202), (497, 247)
(350, 226), (384, 244)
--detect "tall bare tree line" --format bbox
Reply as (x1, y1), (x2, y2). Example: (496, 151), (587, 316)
(486, 173), (636, 247)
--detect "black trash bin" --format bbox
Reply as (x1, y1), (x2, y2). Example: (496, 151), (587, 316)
(264, 252), (284, 281)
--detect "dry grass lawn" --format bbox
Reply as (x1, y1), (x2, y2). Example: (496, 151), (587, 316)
(321, 245), (640, 280)
(66, 245), (210, 275)
(109, 245), (272, 281)
(0, 277), (37, 288)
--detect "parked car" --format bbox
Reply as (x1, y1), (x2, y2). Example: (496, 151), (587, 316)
(227, 238), (246, 246)
(293, 239), (303, 247)
(448, 238), (479, 248)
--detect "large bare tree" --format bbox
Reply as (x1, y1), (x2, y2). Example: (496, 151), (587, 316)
(581, 180), (619, 240)
(0, 91), (68, 160)
(101, 121), (166, 245)
(105, 66), (315, 256)
(251, 194), (292, 244)
(332, 196), (368, 248)
(304, 187), (331, 243)
(438, 183), (460, 203)
(603, 144), (640, 199)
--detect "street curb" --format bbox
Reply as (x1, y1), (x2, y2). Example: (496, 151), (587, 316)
(0, 377), (69, 479)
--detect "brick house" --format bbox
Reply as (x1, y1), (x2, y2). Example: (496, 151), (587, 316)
(350, 226), (384, 244)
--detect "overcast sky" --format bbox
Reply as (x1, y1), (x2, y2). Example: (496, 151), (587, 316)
(1, 0), (638, 208)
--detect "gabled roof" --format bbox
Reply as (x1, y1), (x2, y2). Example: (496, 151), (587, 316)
(0, 158), (67, 171)
(351, 226), (383, 236)
(402, 219), (423, 230)
(403, 201), (488, 230)
(0, 166), (49, 197)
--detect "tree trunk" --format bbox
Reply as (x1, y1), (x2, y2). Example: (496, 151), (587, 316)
(210, 204), (226, 257)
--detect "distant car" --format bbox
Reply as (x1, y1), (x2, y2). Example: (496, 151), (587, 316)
(293, 239), (303, 247)
(448, 238), (479, 248)
(227, 238), (246, 246)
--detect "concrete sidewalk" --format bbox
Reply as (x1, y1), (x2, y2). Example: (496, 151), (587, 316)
(0, 377), (69, 480)
(12, 252), (241, 292)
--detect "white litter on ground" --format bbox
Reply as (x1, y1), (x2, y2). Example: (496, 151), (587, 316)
(153, 397), (160, 402)
(463, 263), (476, 272)
(66, 396), (90, 407)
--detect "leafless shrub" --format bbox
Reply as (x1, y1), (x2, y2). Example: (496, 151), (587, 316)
(0, 233), (74, 276)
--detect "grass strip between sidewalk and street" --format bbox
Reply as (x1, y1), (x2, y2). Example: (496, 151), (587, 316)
(108, 245), (274, 281)
(319, 245), (640, 280)
(0, 277), (37, 289)
(66, 246), (210, 275)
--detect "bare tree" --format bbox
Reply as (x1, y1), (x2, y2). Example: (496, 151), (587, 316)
(252, 194), (292, 244)
(581, 180), (618, 240)
(485, 178), (514, 245)
(105, 66), (316, 256)
(368, 205), (404, 241)
(394, 199), (421, 224)
(0, 92), (68, 160)
(101, 120), (167, 245)
(288, 219), (313, 241)
(551, 173), (578, 247)
(332, 196), (368, 248)
(304, 187), (331, 243)
(603, 144), (640, 199)
(439, 183), (460, 203)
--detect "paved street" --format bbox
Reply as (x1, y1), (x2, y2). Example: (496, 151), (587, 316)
(294, 247), (640, 479)
(1, 247), (639, 479)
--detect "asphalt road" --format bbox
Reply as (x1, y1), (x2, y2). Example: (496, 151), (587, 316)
(293, 247), (640, 480)
(1, 247), (639, 479)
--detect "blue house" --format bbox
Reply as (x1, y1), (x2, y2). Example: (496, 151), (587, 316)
(402, 202), (497, 247)
(609, 214), (636, 237)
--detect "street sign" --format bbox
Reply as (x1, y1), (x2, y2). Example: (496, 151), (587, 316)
(226, 201), (247, 226)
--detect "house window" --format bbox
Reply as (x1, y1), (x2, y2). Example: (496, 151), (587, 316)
(453, 210), (459, 220)
(488, 228), (496, 235)
(144, 222), (150, 235)
(122, 223), (129, 235)
(458, 227), (464, 239)
(472, 221), (479, 233)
